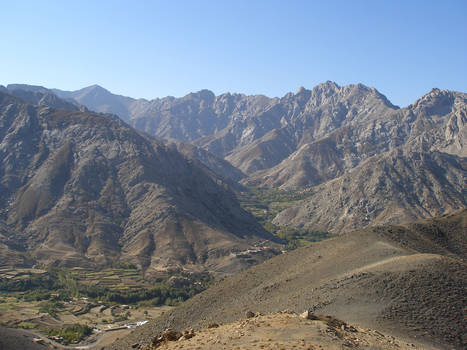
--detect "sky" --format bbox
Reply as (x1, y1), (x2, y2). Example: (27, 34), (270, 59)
(1, 0), (466, 107)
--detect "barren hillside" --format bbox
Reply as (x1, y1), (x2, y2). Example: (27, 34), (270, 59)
(111, 210), (467, 350)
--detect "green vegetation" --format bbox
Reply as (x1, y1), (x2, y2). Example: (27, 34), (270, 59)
(38, 300), (62, 317)
(0, 267), (107, 302)
(102, 272), (213, 306)
(240, 187), (311, 223)
(275, 225), (333, 250)
(44, 324), (92, 344)
(240, 187), (333, 250)
(15, 321), (36, 329)
(0, 267), (213, 307)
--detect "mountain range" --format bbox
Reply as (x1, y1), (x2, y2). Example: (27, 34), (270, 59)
(5, 82), (465, 234)
(0, 81), (466, 349)
(0, 90), (279, 274)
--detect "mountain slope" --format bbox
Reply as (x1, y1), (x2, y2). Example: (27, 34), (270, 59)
(53, 85), (276, 146)
(243, 88), (467, 232)
(0, 326), (49, 350)
(272, 149), (466, 233)
(53, 84), (135, 120)
(168, 141), (246, 183)
(0, 92), (278, 274)
(246, 88), (466, 189)
(48, 83), (397, 166)
(10, 83), (467, 232)
(111, 210), (467, 350)
(215, 83), (398, 173)
(5, 85), (247, 185)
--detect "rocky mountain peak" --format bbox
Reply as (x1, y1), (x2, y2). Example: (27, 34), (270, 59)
(295, 86), (309, 95)
(311, 80), (341, 95)
(5, 84), (464, 235)
(185, 89), (216, 103)
(73, 84), (112, 99)
(410, 88), (459, 117)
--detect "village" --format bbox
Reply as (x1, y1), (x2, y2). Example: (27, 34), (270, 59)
(0, 267), (173, 348)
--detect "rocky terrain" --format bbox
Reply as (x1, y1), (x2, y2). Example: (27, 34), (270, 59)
(2, 82), (465, 350)
(167, 140), (246, 184)
(111, 210), (467, 350)
(272, 149), (466, 233)
(18, 82), (466, 232)
(141, 312), (433, 350)
(49, 82), (400, 170)
(0, 312), (436, 350)
(0, 91), (279, 274)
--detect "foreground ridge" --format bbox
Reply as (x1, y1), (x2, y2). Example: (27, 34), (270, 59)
(139, 312), (434, 350)
(111, 210), (467, 350)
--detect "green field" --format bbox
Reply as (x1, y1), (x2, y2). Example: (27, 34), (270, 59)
(0, 266), (212, 308)
(239, 187), (334, 250)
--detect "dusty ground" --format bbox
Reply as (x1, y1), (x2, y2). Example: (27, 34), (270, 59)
(83, 306), (173, 349)
(0, 326), (48, 350)
(111, 210), (467, 350)
(140, 312), (435, 350)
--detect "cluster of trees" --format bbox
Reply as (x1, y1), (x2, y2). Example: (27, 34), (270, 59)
(44, 324), (92, 344)
(0, 272), (60, 293)
(0, 268), (213, 307)
(0, 268), (108, 302)
(250, 187), (311, 204)
(240, 187), (332, 250)
(104, 278), (209, 305)
(275, 226), (333, 250)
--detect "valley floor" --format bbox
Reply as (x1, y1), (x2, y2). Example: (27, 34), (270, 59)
(0, 295), (172, 349)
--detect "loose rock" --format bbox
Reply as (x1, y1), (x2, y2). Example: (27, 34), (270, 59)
(246, 311), (255, 318)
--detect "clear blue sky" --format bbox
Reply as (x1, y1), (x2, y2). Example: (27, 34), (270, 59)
(1, 0), (466, 107)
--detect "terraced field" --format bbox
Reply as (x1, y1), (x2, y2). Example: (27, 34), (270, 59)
(69, 267), (148, 292)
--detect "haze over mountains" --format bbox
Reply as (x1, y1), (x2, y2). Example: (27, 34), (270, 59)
(6, 82), (465, 233)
